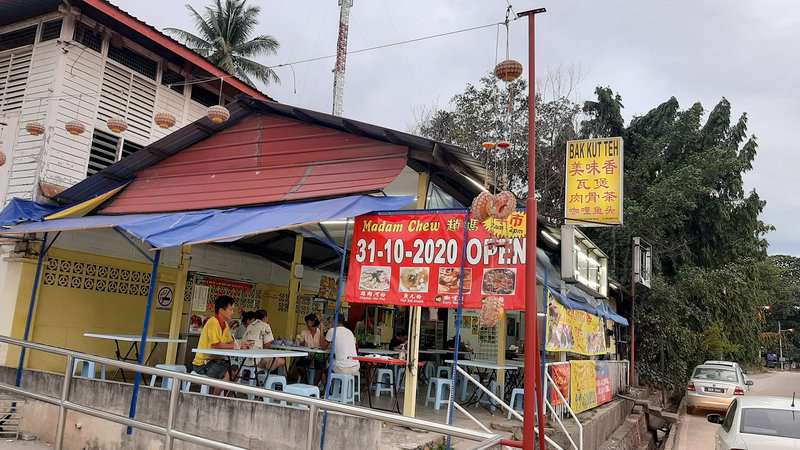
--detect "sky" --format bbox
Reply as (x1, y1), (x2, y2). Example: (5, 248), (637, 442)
(117, 0), (800, 256)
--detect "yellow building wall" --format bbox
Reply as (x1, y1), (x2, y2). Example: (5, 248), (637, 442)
(261, 283), (291, 339)
(7, 247), (176, 374)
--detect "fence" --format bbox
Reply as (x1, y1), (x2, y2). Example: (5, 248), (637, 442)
(0, 335), (502, 450)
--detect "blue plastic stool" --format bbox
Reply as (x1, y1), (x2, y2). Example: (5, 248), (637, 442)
(264, 375), (287, 405)
(285, 383), (320, 409)
(373, 369), (394, 398)
(183, 371), (211, 395)
(508, 388), (524, 419)
(328, 373), (355, 404)
(149, 364), (187, 390)
(425, 377), (452, 411)
(74, 359), (105, 379)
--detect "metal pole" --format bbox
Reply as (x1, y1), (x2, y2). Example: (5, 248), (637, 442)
(446, 209), (471, 449)
(164, 374), (180, 450)
(517, 7), (546, 450)
(307, 405), (318, 450)
(779, 321), (783, 370)
(16, 232), (50, 387)
(55, 354), (74, 450)
(128, 249), (161, 433)
(320, 221), (349, 449)
(630, 242), (636, 384)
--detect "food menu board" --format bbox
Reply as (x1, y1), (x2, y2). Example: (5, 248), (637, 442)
(345, 211), (527, 310)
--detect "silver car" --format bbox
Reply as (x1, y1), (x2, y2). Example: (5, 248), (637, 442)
(687, 364), (753, 414)
(708, 396), (800, 450)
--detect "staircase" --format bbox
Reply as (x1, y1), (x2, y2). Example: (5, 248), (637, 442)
(0, 395), (23, 440)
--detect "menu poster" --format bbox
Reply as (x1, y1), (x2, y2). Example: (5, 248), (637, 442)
(345, 212), (527, 310)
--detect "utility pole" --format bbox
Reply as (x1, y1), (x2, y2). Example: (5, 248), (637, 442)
(517, 8), (546, 450)
(779, 321), (783, 370)
(332, 0), (353, 116)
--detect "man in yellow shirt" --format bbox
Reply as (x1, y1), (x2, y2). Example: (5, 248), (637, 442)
(192, 295), (250, 393)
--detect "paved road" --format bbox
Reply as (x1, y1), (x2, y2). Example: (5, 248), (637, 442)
(675, 370), (800, 450)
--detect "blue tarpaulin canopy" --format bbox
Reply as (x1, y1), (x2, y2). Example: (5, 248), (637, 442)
(547, 286), (629, 326)
(0, 198), (64, 226)
(1, 195), (414, 249)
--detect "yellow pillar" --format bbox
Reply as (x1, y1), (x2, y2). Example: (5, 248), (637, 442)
(166, 245), (191, 364)
(497, 310), (507, 392)
(287, 234), (304, 339)
(403, 170), (429, 417)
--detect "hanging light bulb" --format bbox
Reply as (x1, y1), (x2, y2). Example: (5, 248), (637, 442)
(64, 120), (86, 136)
(154, 112), (176, 129)
(106, 116), (128, 133)
(25, 122), (45, 136)
(206, 105), (230, 124)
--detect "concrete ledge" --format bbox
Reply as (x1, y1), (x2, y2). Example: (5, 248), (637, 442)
(1, 366), (381, 450)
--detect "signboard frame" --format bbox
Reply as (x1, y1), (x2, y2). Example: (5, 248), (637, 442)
(560, 225), (609, 298)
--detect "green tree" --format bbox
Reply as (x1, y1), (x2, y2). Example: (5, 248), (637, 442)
(165, 0), (280, 87)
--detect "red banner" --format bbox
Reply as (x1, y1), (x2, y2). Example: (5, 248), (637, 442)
(549, 363), (571, 406)
(344, 211), (527, 310)
(596, 362), (613, 404)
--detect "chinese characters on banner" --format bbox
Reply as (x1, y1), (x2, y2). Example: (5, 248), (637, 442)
(596, 362), (613, 404)
(545, 291), (607, 355)
(570, 360), (598, 413)
(548, 363), (571, 406)
(344, 211), (527, 310)
(564, 137), (623, 226)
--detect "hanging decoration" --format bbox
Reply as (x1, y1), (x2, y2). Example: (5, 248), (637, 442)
(0, 151), (6, 167)
(25, 122), (45, 136)
(206, 105), (230, 124)
(479, 296), (504, 327)
(490, 191), (516, 220)
(494, 59), (523, 82)
(154, 112), (176, 129)
(106, 116), (128, 133)
(64, 120), (86, 136)
(471, 191), (493, 221)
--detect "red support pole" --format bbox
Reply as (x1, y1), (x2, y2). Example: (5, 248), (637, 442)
(518, 7), (546, 450)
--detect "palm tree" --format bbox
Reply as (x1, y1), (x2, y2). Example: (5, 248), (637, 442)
(164, 0), (280, 87)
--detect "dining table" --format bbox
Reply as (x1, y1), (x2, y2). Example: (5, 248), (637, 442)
(84, 332), (187, 382)
(192, 347), (308, 395)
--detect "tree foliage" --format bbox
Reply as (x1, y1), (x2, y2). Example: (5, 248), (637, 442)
(165, 0), (280, 87)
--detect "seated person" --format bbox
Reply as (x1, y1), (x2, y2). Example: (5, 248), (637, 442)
(446, 337), (473, 355)
(192, 295), (251, 395)
(389, 332), (408, 351)
(243, 309), (285, 372)
(292, 314), (326, 384)
(233, 311), (254, 341)
(321, 323), (360, 376)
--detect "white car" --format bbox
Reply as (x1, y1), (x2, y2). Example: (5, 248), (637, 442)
(687, 364), (753, 413)
(708, 395), (799, 450)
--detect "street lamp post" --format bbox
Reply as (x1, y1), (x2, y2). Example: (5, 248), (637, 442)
(778, 322), (794, 370)
(517, 8), (546, 450)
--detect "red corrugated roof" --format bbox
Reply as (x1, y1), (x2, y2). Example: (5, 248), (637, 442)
(100, 114), (408, 214)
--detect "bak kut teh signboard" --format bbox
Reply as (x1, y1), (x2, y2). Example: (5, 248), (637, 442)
(564, 137), (623, 226)
(345, 211), (527, 310)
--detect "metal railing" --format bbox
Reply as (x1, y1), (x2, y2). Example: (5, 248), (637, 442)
(544, 368), (582, 450)
(0, 335), (502, 450)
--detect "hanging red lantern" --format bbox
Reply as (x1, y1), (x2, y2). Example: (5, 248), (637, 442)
(481, 142), (496, 151)
(154, 112), (177, 129)
(25, 122), (45, 136)
(471, 191), (493, 221)
(496, 140), (511, 150)
(494, 59), (523, 82)
(489, 191), (516, 220)
(206, 105), (230, 124)
(64, 120), (86, 136)
(106, 117), (128, 133)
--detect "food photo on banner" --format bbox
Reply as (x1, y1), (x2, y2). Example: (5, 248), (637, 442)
(548, 364), (571, 406)
(545, 290), (607, 355)
(344, 211), (528, 310)
(570, 360), (598, 413)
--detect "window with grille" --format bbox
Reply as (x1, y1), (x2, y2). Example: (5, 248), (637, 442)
(0, 26), (36, 52)
(161, 69), (185, 94)
(190, 86), (218, 107)
(108, 43), (157, 80)
(87, 129), (120, 175)
(97, 63), (156, 142)
(73, 22), (102, 53)
(40, 19), (63, 42)
(0, 49), (33, 112)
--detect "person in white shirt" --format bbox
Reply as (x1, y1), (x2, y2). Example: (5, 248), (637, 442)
(321, 324), (360, 375)
(243, 310), (284, 371)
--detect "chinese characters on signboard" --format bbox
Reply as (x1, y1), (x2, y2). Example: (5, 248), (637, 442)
(344, 212), (528, 310)
(564, 137), (623, 226)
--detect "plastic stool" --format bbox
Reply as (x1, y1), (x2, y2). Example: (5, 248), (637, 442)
(328, 373), (355, 404)
(73, 359), (97, 379)
(307, 368), (319, 385)
(264, 375), (287, 405)
(285, 383), (320, 409)
(373, 369), (394, 398)
(425, 377), (452, 411)
(436, 366), (452, 379)
(238, 365), (258, 400)
(354, 371), (361, 402)
(423, 362), (435, 381)
(459, 371), (472, 401)
(149, 364), (187, 390)
(479, 380), (499, 412)
(183, 371), (211, 395)
(508, 388), (524, 419)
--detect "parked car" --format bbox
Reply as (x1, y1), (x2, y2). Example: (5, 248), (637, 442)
(687, 364), (753, 414)
(708, 395), (799, 450)
(705, 360), (751, 385)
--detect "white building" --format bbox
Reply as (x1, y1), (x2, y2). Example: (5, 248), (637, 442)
(0, 0), (268, 204)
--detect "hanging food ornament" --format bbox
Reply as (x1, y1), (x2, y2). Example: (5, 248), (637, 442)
(25, 122), (45, 136)
(64, 120), (86, 136)
(481, 141), (496, 151)
(471, 191), (493, 222)
(0, 151), (6, 167)
(489, 190), (516, 220)
(479, 296), (504, 327)
(494, 59), (523, 82)
(206, 105), (230, 124)
(106, 116), (128, 133)
(154, 112), (177, 129)
(496, 140), (511, 150)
